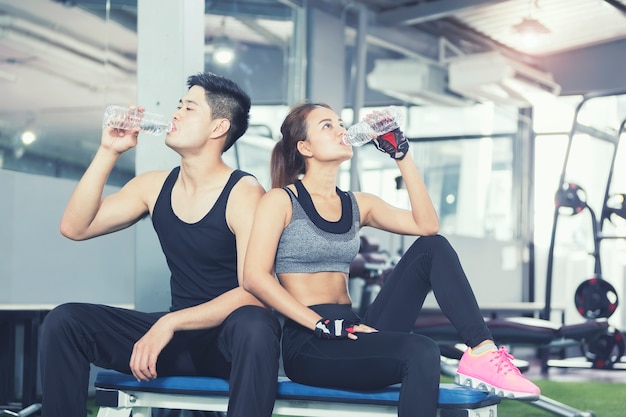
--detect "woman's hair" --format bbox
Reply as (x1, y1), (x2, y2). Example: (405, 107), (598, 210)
(187, 72), (251, 153)
(271, 102), (332, 188)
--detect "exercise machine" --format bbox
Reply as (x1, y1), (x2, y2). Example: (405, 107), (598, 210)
(542, 96), (626, 372)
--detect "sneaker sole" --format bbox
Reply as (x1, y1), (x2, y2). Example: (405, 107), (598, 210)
(455, 372), (540, 401)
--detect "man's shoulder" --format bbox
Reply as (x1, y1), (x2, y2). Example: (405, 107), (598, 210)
(229, 170), (264, 194)
(127, 169), (173, 200)
(134, 169), (172, 186)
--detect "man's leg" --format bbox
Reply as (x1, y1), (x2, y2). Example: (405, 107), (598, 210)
(217, 306), (281, 417)
(39, 303), (163, 417)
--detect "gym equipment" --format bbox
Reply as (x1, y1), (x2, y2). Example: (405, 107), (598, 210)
(348, 235), (394, 315)
(603, 193), (626, 225)
(542, 95), (626, 372)
(544, 96), (624, 321)
(94, 370), (501, 417)
(574, 277), (618, 320)
(582, 326), (625, 369)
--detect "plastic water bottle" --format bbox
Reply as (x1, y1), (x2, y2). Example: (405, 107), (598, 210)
(102, 105), (173, 135)
(343, 106), (404, 146)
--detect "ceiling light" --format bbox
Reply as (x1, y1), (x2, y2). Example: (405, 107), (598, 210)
(513, 17), (550, 49)
(21, 130), (37, 145)
(513, 18), (550, 48)
(513, 17), (550, 36)
(212, 35), (236, 65)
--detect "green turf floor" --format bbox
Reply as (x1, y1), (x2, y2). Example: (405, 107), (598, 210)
(441, 375), (626, 417)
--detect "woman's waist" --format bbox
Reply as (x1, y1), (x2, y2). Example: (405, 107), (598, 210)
(279, 272), (351, 306)
(284, 303), (359, 330)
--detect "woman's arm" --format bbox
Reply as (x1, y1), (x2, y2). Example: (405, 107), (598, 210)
(243, 189), (322, 330)
(357, 149), (439, 236)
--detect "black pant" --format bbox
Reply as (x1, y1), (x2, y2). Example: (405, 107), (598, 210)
(282, 235), (493, 417)
(40, 303), (281, 417)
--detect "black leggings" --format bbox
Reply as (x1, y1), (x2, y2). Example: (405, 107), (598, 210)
(40, 303), (281, 417)
(281, 235), (492, 417)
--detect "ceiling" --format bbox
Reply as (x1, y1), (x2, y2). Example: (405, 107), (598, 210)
(1, 0), (625, 174)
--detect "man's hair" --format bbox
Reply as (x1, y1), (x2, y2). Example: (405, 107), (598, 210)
(187, 72), (251, 153)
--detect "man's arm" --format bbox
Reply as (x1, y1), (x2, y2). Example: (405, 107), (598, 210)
(128, 287), (263, 381)
(60, 123), (152, 240)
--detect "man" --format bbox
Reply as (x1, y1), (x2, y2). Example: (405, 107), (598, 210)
(40, 73), (281, 417)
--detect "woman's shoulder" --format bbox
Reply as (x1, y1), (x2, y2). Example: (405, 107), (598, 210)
(352, 190), (378, 202)
(263, 186), (294, 203)
(256, 187), (294, 224)
(352, 190), (385, 211)
(267, 184), (296, 197)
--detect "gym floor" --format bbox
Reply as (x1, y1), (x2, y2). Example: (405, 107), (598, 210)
(518, 347), (626, 383)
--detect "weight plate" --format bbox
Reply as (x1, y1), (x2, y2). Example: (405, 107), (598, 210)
(574, 277), (619, 319)
(582, 327), (625, 369)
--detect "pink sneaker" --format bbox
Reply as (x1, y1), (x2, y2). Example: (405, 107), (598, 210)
(455, 346), (540, 400)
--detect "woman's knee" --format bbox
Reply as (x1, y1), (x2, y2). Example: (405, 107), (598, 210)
(405, 234), (459, 261)
(411, 234), (449, 251)
(406, 335), (440, 375)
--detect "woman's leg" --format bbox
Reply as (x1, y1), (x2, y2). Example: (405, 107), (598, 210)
(363, 235), (491, 347)
(360, 235), (539, 399)
(284, 328), (440, 417)
(283, 305), (440, 417)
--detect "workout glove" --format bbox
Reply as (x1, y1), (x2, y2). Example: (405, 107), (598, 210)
(314, 318), (356, 339)
(373, 128), (409, 160)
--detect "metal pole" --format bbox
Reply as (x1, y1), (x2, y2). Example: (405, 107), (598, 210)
(349, 5), (368, 192)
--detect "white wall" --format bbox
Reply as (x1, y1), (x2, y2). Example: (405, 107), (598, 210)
(359, 228), (525, 307)
(0, 170), (135, 308)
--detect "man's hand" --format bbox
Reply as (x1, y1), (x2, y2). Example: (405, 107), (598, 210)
(129, 316), (175, 381)
(101, 106), (143, 155)
(373, 128), (409, 160)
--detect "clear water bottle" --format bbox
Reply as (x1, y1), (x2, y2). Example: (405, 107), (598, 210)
(343, 106), (404, 146)
(102, 105), (173, 135)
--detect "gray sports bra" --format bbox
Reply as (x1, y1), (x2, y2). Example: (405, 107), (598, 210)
(274, 181), (361, 274)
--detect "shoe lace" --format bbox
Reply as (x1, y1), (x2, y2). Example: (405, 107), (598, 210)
(490, 346), (521, 375)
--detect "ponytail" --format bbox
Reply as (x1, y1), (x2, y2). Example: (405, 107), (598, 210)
(270, 140), (287, 188)
(270, 138), (305, 188)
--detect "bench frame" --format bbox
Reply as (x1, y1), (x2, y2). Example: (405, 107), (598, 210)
(95, 371), (500, 417)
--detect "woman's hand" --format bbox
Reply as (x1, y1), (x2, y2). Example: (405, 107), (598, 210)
(350, 323), (378, 340)
(373, 128), (409, 160)
(314, 318), (378, 340)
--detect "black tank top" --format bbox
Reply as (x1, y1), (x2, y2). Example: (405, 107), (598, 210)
(152, 167), (251, 311)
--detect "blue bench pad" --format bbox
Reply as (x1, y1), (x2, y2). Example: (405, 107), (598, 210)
(95, 370), (500, 409)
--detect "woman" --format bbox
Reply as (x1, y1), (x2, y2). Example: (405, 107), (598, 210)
(243, 103), (539, 417)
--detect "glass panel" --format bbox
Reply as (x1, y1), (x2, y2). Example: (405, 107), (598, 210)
(224, 132), (276, 190)
(0, 0), (137, 186)
(347, 135), (515, 240)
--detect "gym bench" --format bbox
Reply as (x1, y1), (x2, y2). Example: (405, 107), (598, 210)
(95, 370), (500, 417)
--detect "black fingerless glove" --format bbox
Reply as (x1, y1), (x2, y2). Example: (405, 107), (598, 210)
(373, 128), (409, 160)
(314, 318), (356, 339)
